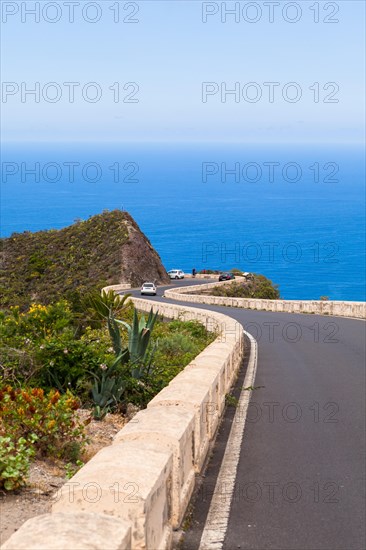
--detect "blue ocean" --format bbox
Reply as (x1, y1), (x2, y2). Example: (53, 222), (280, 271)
(1, 142), (365, 301)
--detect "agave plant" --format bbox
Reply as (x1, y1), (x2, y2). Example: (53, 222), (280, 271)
(84, 289), (131, 361)
(91, 355), (126, 420)
(84, 290), (131, 321)
(86, 291), (159, 414)
(107, 310), (129, 360)
(116, 308), (159, 370)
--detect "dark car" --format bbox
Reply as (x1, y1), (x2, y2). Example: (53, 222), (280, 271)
(219, 273), (235, 281)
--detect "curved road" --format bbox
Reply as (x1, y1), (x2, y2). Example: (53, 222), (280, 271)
(127, 279), (366, 550)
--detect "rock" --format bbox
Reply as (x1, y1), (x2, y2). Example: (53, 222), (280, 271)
(120, 213), (170, 286)
(125, 403), (140, 421)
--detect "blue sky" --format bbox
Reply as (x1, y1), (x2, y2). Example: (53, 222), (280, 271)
(1, 0), (365, 143)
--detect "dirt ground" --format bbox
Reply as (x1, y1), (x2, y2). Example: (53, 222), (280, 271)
(0, 411), (128, 546)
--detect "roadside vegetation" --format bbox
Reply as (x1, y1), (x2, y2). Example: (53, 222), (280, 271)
(207, 273), (280, 300)
(0, 291), (215, 491)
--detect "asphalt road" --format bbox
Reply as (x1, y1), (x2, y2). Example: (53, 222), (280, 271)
(128, 279), (366, 550)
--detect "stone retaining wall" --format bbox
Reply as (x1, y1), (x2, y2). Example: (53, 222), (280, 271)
(184, 273), (222, 279)
(2, 294), (245, 550)
(165, 281), (366, 319)
(102, 283), (132, 293)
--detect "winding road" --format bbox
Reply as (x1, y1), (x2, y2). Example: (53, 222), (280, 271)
(127, 279), (366, 550)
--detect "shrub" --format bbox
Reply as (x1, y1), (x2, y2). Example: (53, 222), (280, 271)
(32, 329), (109, 393)
(0, 386), (87, 460)
(0, 434), (37, 491)
(157, 332), (196, 357)
(209, 274), (280, 300)
(0, 301), (215, 416)
(0, 302), (73, 343)
(0, 302), (114, 395)
(154, 319), (210, 340)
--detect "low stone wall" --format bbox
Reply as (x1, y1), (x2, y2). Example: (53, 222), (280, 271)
(2, 294), (245, 550)
(2, 513), (132, 550)
(165, 282), (366, 319)
(184, 273), (221, 280)
(102, 283), (132, 293)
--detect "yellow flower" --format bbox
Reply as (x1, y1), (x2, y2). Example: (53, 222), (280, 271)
(29, 303), (48, 315)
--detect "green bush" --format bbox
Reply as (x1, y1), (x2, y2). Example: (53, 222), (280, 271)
(231, 268), (244, 275)
(0, 301), (115, 395)
(32, 329), (111, 393)
(210, 274), (280, 300)
(157, 332), (196, 357)
(0, 298), (215, 414)
(0, 435), (37, 491)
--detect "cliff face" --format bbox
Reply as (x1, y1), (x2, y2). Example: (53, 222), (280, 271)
(120, 214), (170, 287)
(0, 210), (170, 309)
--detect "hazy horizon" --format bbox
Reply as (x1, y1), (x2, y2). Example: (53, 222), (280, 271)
(1, 1), (365, 144)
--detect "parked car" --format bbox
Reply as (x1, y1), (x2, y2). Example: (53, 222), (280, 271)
(140, 282), (157, 296)
(168, 269), (185, 280)
(219, 272), (235, 281)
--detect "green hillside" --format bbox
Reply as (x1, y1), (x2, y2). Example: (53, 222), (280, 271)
(0, 210), (169, 310)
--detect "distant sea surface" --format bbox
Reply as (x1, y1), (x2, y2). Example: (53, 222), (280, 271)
(1, 142), (365, 301)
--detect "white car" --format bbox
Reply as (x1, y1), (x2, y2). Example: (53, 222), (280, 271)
(168, 269), (185, 280)
(140, 282), (157, 296)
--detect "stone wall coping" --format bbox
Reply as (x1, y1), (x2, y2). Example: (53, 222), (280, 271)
(164, 281), (366, 319)
(1, 513), (131, 550)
